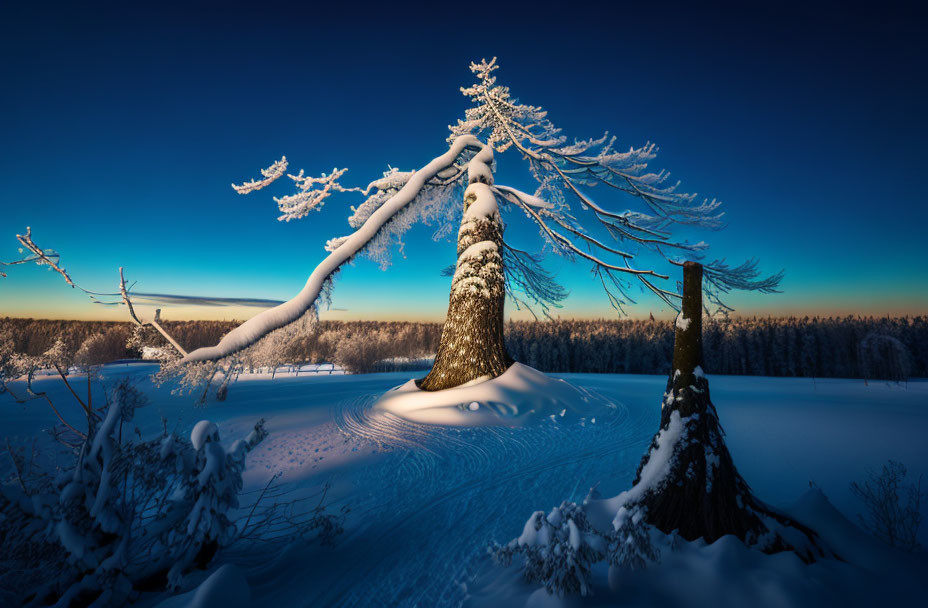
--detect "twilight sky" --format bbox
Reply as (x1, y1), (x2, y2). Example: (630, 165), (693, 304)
(1, 2), (925, 322)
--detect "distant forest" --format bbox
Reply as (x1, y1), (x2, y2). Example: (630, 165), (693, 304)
(1, 316), (924, 381)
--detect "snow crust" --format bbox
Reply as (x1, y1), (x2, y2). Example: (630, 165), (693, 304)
(374, 363), (605, 426)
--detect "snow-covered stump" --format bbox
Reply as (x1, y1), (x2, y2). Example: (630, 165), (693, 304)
(419, 147), (513, 391)
(494, 263), (830, 598)
(628, 261), (826, 559)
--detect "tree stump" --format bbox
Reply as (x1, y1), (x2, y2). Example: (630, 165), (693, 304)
(633, 261), (827, 561)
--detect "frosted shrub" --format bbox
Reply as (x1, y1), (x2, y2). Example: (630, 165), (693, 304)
(492, 501), (666, 597)
(492, 501), (607, 597)
(73, 328), (131, 368)
(851, 460), (923, 551)
(333, 331), (391, 373)
(609, 506), (661, 570)
(0, 379), (270, 605)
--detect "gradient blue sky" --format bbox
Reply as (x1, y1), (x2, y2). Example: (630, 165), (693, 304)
(1, 1), (926, 322)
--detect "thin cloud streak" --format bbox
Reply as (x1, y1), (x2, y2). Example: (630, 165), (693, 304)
(126, 292), (286, 308)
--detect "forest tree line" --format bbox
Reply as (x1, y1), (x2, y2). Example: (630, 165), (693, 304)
(1, 315), (924, 380)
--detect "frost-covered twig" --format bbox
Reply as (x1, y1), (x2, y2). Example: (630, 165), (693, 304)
(231, 156), (288, 194)
(0, 336), (89, 441)
(275, 166), (362, 221)
(851, 460), (923, 551)
(13, 227), (76, 288)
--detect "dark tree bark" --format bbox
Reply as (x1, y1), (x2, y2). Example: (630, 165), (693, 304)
(634, 262), (828, 561)
(418, 188), (513, 391)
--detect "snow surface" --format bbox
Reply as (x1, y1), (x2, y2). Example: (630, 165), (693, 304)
(3, 368), (927, 607)
(153, 564), (250, 608)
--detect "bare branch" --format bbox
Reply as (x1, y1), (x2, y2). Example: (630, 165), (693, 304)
(513, 198), (670, 280)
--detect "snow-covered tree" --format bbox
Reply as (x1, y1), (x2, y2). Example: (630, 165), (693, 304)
(3, 59), (781, 392)
(175, 58), (781, 390)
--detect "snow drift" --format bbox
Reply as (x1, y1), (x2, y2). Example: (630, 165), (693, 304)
(375, 363), (611, 426)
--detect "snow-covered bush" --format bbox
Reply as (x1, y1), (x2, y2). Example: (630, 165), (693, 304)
(492, 499), (669, 598)
(609, 505), (661, 570)
(492, 501), (608, 597)
(0, 379), (272, 605)
(850, 460), (923, 551)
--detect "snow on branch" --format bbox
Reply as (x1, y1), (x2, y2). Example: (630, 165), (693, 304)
(4, 228), (122, 303)
(231, 156), (288, 194)
(453, 58), (723, 239)
(181, 135), (485, 363)
(4, 227), (75, 287)
(344, 166), (466, 269)
(493, 184), (553, 209)
(275, 167), (360, 222)
(348, 168), (415, 228)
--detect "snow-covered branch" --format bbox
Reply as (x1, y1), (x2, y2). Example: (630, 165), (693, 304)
(7, 227), (76, 288)
(275, 167), (361, 222)
(231, 156), (288, 194)
(182, 135), (485, 363)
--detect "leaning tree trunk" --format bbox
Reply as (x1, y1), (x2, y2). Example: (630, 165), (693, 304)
(632, 261), (827, 561)
(418, 160), (512, 391)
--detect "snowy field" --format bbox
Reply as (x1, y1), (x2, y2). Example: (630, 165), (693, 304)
(3, 365), (927, 607)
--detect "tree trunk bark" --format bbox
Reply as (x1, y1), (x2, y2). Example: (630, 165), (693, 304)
(634, 262), (827, 561)
(671, 261), (703, 406)
(418, 182), (513, 391)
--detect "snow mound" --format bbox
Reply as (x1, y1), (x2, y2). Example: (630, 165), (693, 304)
(154, 564), (251, 608)
(374, 363), (608, 426)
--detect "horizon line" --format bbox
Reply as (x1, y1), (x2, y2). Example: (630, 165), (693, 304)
(3, 312), (927, 324)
